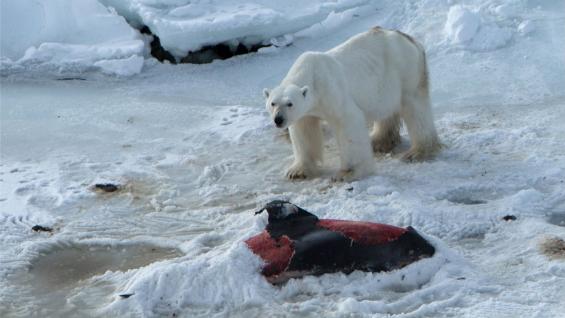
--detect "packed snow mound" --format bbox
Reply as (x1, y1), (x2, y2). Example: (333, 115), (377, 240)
(0, 0), (145, 76)
(444, 5), (512, 52)
(94, 55), (145, 76)
(444, 6), (481, 44)
(98, 0), (370, 59)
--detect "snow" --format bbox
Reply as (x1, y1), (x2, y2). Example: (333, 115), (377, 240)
(1, 0), (372, 74)
(94, 55), (145, 76)
(1, 0), (565, 317)
(0, 0), (145, 76)
(518, 20), (535, 35)
(98, 0), (370, 59)
(444, 6), (482, 44)
(444, 5), (512, 52)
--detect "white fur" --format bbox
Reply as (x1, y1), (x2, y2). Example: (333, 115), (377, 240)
(264, 27), (441, 181)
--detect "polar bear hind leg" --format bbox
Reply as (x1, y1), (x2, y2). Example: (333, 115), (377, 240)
(286, 116), (323, 179)
(371, 113), (401, 154)
(400, 93), (441, 162)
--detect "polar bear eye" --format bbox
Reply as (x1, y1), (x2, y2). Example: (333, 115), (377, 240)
(271, 102), (275, 107)
(287, 102), (293, 107)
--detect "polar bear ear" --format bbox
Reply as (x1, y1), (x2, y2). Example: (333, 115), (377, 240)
(301, 86), (309, 97)
(263, 88), (271, 99)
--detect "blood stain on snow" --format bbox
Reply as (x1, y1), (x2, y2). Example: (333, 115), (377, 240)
(539, 237), (565, 259)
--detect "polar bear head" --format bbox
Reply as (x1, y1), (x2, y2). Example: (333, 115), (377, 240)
(263, 84), (311, 129)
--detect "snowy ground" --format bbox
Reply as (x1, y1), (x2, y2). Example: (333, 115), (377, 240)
(1, 1), (565, 317)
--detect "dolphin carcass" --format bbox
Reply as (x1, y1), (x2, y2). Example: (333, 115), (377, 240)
(246, 201), (435, 284)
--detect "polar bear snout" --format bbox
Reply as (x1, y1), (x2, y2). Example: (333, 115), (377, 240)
(274, 115), (285, 128)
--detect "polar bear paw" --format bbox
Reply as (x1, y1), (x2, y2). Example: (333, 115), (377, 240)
(286, 163), (310, 180)
(401, 147), (432, 162)
(332, 168), (355, 183)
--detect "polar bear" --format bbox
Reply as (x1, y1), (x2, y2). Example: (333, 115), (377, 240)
(263, 27), (441, 181)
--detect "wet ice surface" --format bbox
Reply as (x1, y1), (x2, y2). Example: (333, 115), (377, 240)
(7, 242), (180, 317)
(25, 243), (180, 289)
(2, 2), (565, 317)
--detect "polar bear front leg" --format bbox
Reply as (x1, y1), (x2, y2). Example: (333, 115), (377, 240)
(286, 116), (323, 179)
(332, 105), (374, 182)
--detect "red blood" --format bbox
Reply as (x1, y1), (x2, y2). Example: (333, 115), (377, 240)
(245, 231), (293, 276)
(317, 219), (406, 245)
